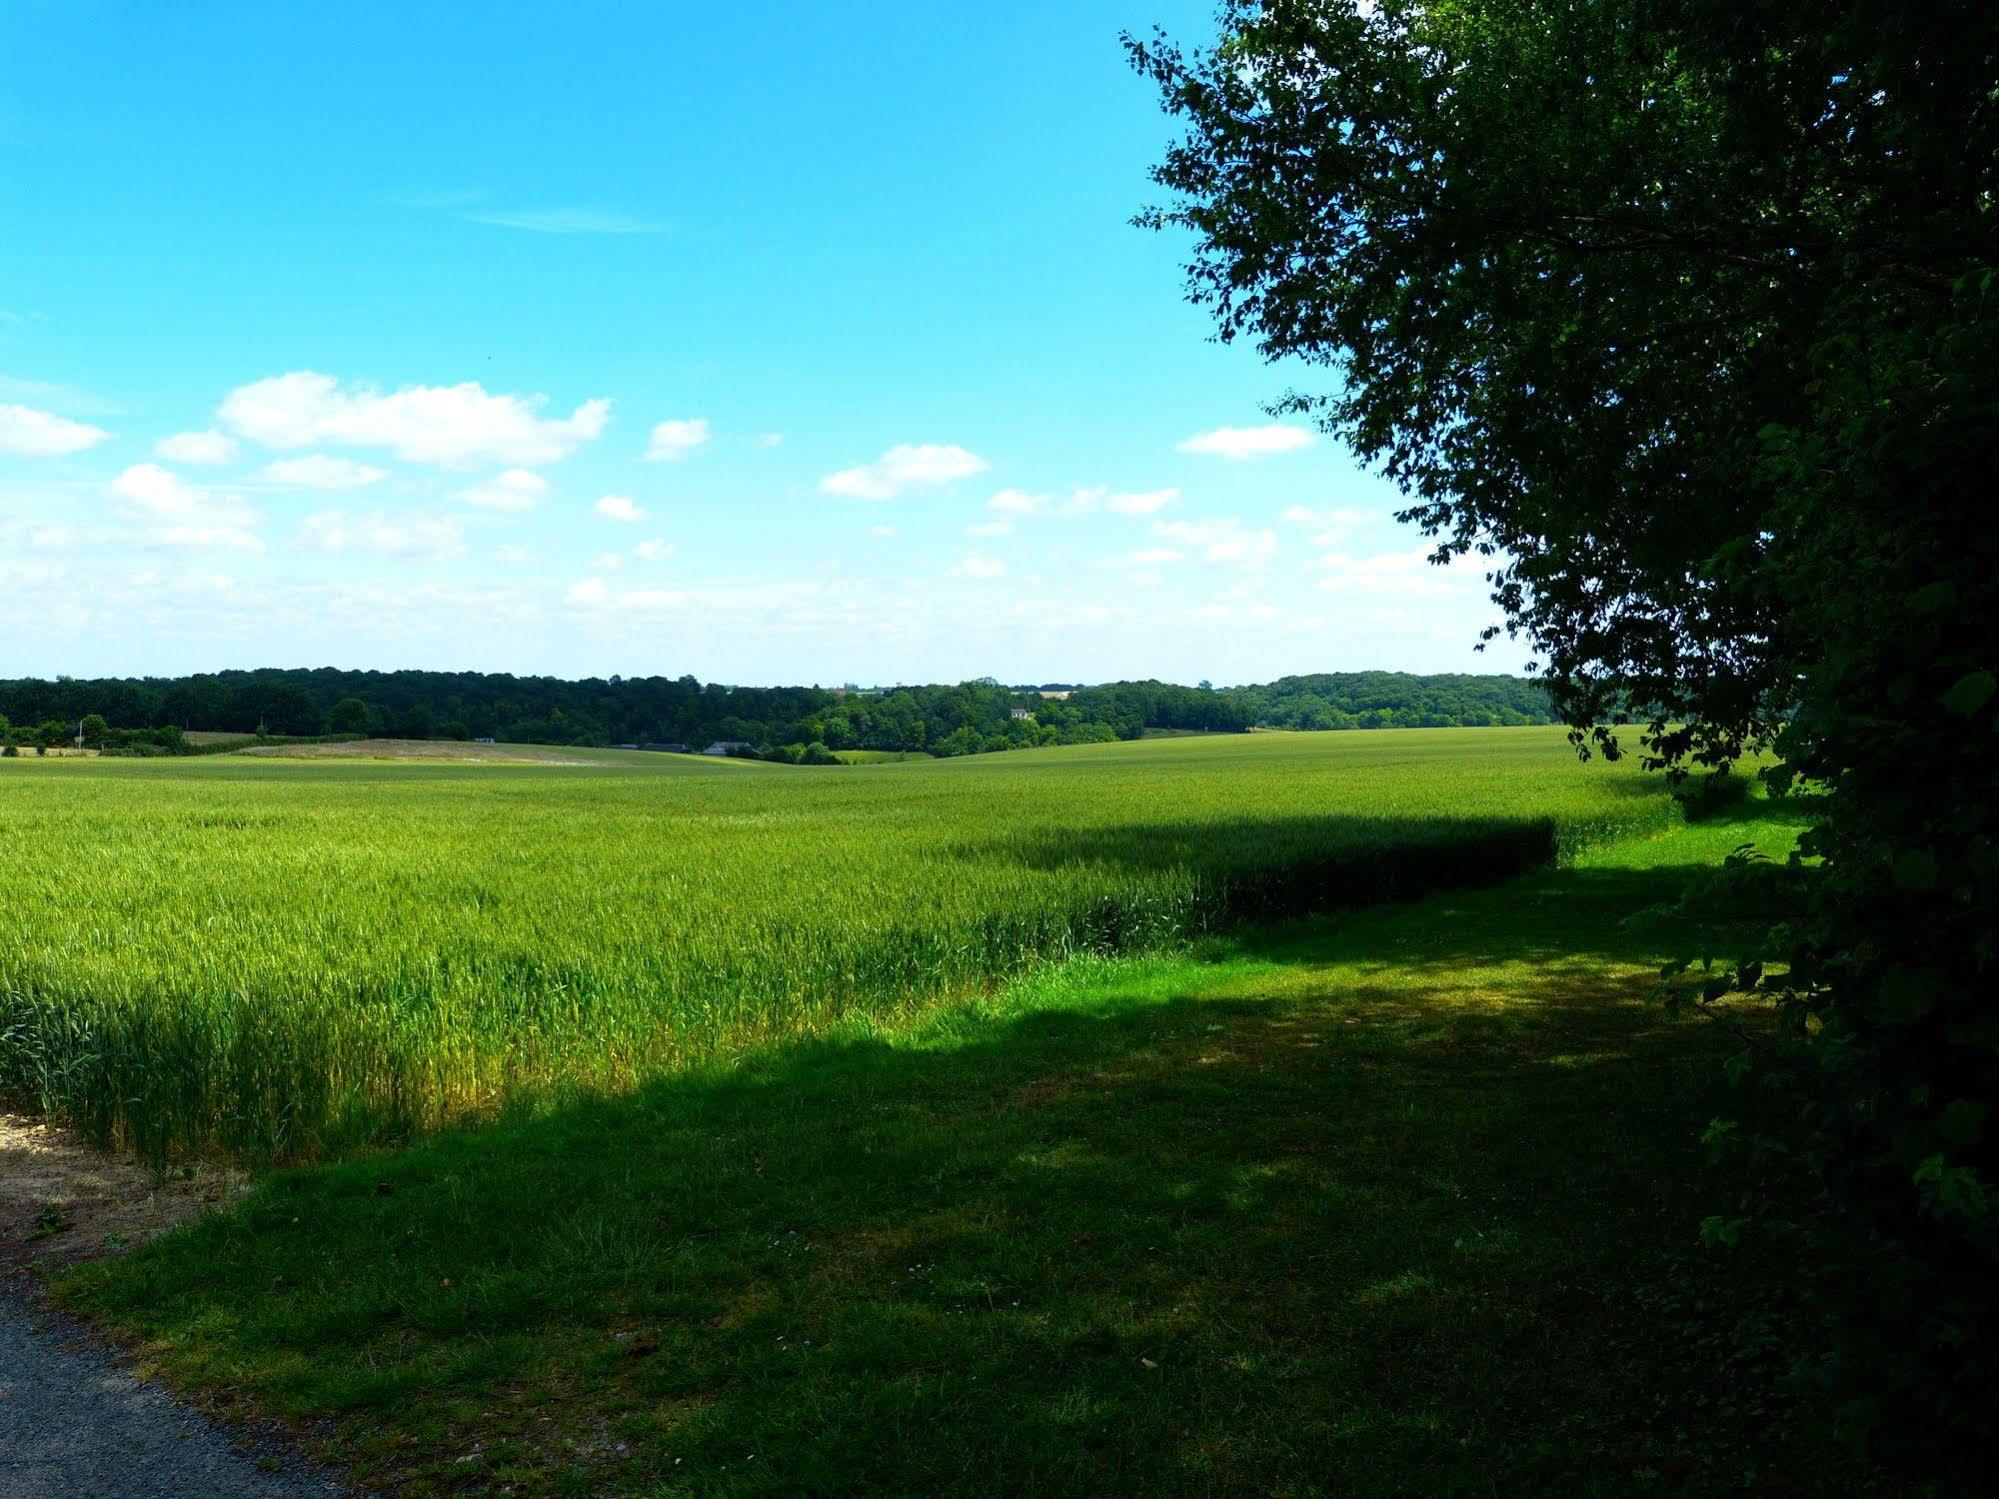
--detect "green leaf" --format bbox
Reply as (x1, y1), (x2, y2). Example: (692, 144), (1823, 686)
(1942, 671), (1995, 717)
(1891, 849), (1938, 891)
(1910, 581), (1958, 614)
(1873, 969), (1937, 1025)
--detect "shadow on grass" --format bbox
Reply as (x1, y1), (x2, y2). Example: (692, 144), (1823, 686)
(951, 808), (1691, 933)
(63, 854), (1844, 1497)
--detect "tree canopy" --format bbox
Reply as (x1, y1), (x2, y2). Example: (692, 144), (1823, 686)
(0, 667), (1554, 757)
(1133, 0), (1997, 1473)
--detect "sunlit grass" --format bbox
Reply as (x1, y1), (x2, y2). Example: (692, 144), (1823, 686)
(58, 808), (1844, 1496)
(0, 729), (1678, 1158)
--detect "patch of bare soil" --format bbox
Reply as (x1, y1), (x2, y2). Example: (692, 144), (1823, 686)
(0, 1112), (241, 1274)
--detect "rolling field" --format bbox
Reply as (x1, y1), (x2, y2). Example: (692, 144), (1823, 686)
(0, 730), (1675, 1159)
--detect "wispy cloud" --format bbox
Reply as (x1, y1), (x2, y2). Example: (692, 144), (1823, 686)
(1, 402), (111, 456)
(466, 207), (664, 236)
(0, 373), (121, 417)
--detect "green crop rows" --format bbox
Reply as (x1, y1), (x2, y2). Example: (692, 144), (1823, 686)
(0, 729), (1671, 1159)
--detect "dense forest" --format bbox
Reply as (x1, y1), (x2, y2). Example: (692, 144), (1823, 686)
(0, 668), (1556, 759)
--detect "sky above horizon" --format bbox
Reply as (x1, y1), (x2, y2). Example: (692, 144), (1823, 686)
(0, 0), (1517, 688)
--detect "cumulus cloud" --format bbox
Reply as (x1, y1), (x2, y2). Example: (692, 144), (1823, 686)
(1153, 516), (1277, 566)
(454, 469), (550, 512)
(988, 488), (1050, 516)
(218, 371), (611, 468)
(951, 551), (1006, 580)
(594, 494), (647, 522)
(106, 463), (263, 551)
(259, 454), (389, 490)
(1176, 424), (1315, 460)
(644, 418), (711, 461)
(493, 544), (538, 564)
(868, 523), (900, 538)
(968, 519), (1014, 537)
(1091, 485), (1179, 515)
(297, 509), (465, 559)
(633, 538), (674, 562)
(154, 429), (238, 465)
(821, 443), (987, 500)
(0, 402), (110, 457)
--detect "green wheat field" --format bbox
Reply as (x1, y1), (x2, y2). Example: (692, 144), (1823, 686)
(0, 729), (1672, 1159)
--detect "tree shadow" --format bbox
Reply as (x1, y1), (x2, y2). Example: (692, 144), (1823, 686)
(63, 852), (1842, 1496)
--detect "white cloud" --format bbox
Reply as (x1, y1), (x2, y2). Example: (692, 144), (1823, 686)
(644, 418), (711, 461)
(142, 526), (267, 554)
(0, 519), (88, 553)
(106, 463), (263, 551)
(988, 485), (1178, 520)
(218, 371), (611, 468)
(951, 551), (1006, 580)
(0, 402), (110, 457)
(868, 523), (900, 538)
(594, 494), (647, 522)
(633, 538), (674, 562)
(988, 488), (1051, 515)
(1103, 547), (1186, 569)
(454, 469), (550, 512)
(259, 454), (389, 490)
(1177, 424), (1315, 460)
(1096, 486), (1179, 516)
(593, 552), (625, 572)
(297, 509), (464, 559)
(493, 544), (538, 564)
(565, 575), (689, 612)
(1314, 545), (1463, 596)
(1153, 517), (1277, 566)
(754, 433), (784, 449)
(968, 519), (1014, 537)
(1281, 503), (1384, 546)
(154, 429), (238, 465)
(821, 443), (987, 500)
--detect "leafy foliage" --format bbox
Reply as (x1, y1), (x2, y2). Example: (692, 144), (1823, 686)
(0, 667), (1551, 756)
(1131, 0), (1998, 1471)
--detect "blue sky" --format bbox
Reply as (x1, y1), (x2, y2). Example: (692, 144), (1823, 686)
(0, 0), (1509, 686)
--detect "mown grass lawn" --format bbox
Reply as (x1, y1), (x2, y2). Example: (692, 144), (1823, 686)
(59, 811), (1867, 1496)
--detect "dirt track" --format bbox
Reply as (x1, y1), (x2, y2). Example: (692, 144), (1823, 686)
(0, 1115), (343, 1496)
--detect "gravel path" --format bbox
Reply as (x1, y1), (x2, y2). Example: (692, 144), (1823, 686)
(0, 1286), (341, 1497)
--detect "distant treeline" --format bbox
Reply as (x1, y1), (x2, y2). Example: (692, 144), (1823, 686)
(1237, 673), (1557, 730)
(0, 668), (1555, 759)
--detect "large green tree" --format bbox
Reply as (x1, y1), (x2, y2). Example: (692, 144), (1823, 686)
(1131, 0), (1997, 1471)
